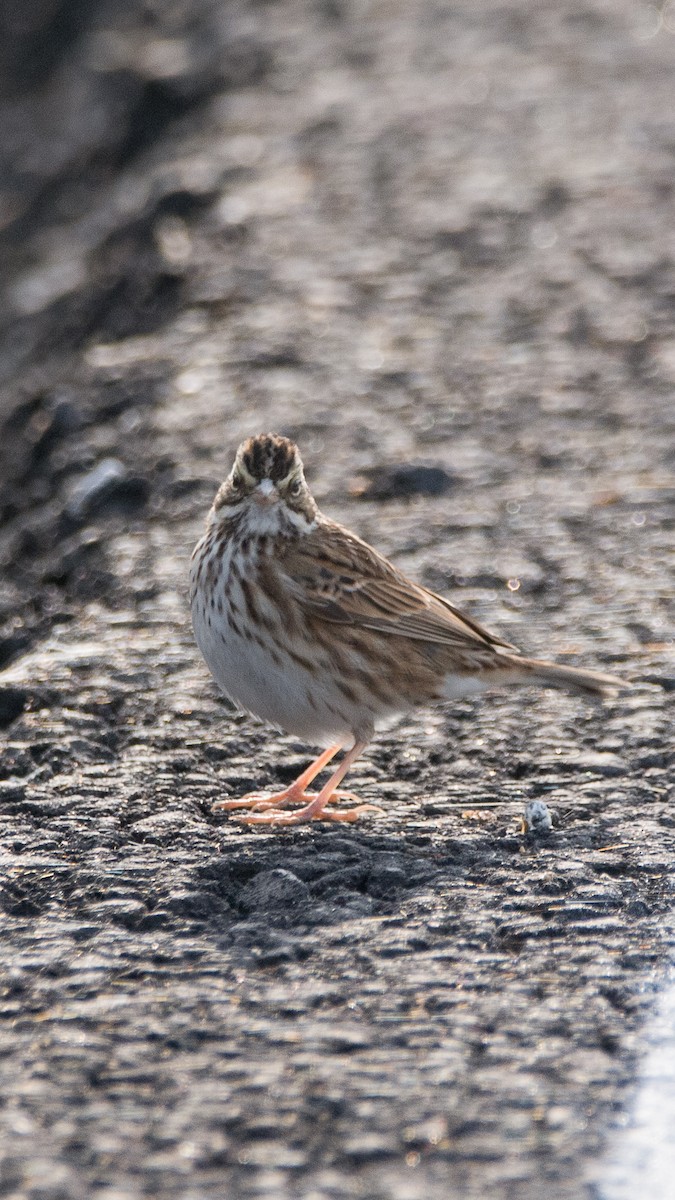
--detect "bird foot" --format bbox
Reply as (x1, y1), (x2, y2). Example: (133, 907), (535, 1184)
(239, 796), (384, 825)
(213, 789), (383, 824)
(213, 788), (302, 812)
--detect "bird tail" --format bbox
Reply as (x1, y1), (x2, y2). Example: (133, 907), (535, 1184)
(509, 656), (625, 699)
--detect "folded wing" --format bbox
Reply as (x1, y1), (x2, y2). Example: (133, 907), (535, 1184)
(279, 519), (516, 655)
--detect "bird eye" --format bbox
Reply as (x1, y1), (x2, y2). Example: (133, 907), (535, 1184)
(231, 472), (243, 491)
(288, 479), (302, 497)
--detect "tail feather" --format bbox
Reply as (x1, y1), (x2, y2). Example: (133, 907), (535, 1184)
(512, 656), (625, 699)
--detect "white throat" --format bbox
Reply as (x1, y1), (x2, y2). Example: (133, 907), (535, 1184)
(238, 499), (316, 538)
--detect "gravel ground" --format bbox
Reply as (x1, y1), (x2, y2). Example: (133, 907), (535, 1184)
(0, 2), (673, 1197)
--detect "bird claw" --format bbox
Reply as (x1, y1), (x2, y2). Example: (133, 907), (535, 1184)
(237, 798), (385, 825)
(213, 792), (282, 811)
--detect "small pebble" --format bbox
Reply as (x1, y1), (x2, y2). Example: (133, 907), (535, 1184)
(522, 799), (553, 835)
(239, 868), (310, 912)
(65, 459), (149, 521)
(66, 458), (128, 519)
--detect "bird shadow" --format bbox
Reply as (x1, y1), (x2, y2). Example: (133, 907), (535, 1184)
(184, 816), (538, 966)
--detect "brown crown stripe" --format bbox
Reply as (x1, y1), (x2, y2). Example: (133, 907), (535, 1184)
(240, 433), (300, 482)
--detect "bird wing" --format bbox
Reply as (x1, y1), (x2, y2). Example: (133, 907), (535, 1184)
(279, 519), (517, 654)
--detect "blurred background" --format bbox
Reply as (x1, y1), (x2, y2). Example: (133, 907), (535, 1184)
(1, 0), (673, 675)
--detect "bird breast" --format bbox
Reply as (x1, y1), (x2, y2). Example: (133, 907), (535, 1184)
(190, 529), (370, 744)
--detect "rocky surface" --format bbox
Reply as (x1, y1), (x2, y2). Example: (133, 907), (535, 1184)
(0, 1), (673, 1197)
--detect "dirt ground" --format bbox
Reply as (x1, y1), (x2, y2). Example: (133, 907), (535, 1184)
(0, 2), (673, 1197)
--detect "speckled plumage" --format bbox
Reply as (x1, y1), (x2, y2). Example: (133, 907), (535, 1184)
(190, 433), (623, 824)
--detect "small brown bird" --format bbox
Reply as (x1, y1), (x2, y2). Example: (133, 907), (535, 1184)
(190, 433), (623, 825)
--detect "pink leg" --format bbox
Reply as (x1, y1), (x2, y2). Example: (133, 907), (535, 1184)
(240, 741), (384, 825)
(213, 743), (342, 813)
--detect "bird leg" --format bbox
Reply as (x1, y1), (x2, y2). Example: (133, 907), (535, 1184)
(237, 741), (383, 825)
(213, 743), (342, 813)
(216, 739), (381, 825)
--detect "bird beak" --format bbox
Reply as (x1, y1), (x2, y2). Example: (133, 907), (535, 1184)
(253, 479), (278, 507)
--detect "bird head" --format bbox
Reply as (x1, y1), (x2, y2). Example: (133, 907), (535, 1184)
(213, 433), (317, 532)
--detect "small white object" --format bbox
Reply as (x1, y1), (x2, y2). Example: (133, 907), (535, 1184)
(523, 799), (553, 834)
